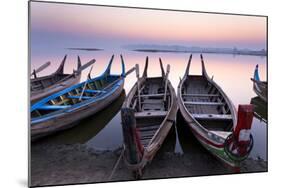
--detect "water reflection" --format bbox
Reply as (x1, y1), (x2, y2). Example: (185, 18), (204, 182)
(175, 112), (210, 155)
(251, 96), (267, 123)
(34, 91), (125, 145)
(157, 125), (177, 154)
(31, 51), (267, 160)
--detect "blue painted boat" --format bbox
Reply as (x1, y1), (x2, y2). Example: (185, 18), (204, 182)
(31, 55), (127, 141)
(251, 64), (267, 102)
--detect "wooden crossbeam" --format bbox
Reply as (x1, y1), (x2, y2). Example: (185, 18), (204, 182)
(182, 94), (220, 97)
(192, 113), (232, 120)
(184, 101), (225, 106)
(135, 111), (167, 118)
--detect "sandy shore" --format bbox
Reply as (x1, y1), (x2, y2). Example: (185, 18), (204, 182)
(31, 143), (267, 187)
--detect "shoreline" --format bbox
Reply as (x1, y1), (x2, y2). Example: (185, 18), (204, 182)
(31, 143), (267, 187)
(132, 49), (267, 57)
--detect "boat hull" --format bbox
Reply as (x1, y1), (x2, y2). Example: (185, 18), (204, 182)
(178, 87), (239, 169)
(31, 74), (81, 104)
(31, 81), (124, 141)
(253, 82), (267, 103)
(122, 77), (178, 172)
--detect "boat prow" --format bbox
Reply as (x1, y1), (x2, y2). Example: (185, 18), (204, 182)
(251, 64), (267, 102)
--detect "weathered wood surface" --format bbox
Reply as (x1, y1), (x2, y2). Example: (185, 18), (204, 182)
(177, 54), (239, 168)
(121, 108), (142, 164)
(121, 58), (177, 175)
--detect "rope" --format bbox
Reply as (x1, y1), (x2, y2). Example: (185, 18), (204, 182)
(107, 147), (125, 181)
(224, 134), (254, 162)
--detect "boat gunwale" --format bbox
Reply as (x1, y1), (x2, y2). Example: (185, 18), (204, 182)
(31, 76), (124, 124)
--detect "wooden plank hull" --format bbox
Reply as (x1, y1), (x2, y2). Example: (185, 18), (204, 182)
(31, 80), (124, 141)
(178, 100), (239, 168)
(121, 60), (178, 175)
(31, 74), (81, 103)
(177, 54), (245, 170)
(123, 78), (177, 172)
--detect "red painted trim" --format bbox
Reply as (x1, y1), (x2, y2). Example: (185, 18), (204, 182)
(189, 125), (224, 148)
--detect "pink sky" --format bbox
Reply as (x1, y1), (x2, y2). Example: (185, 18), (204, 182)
(30, 2), (267, 49)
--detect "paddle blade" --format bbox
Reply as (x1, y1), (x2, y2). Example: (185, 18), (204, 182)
(135, 64), (140, 78)
(31, 61), (51, 76)
(87, 65), (94, 79)
(75, 59), (96, 74)
(166, 64), (170, 75)
(125, 67), (136, 77)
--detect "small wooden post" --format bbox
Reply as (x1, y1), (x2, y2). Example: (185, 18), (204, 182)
(33, 69), (37, 78)
(121, 108), (140, 164)
(136, 64), (141, 111)
(79, 65), (93, 101)
(164, 64), (170, 102)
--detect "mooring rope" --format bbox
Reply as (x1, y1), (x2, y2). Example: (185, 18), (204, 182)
(108, 147), (125, 181)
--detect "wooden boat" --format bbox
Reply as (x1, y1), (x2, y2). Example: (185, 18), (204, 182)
(31, 55), (135, 141)
(121, 57), (177, 177)
(251, 64), (267, 102)
(31, 55), (83, 103)
(38, 91), (126, 144)
(178, 54), (254, 170)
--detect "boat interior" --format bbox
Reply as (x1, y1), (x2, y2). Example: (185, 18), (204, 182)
(129, 77), (172, 147)
(31, 74), (71, 91)
(181, 76), (233, 132)
(31, 75), (119, 118)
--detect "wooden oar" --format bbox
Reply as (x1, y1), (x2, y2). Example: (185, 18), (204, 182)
(101, 66), (136, 92)
(79, 66), (136, 102)
(164, 64), (170, 102)
(79, 65), (94, 101)
(135, 64), (141, 111)
(58, 58), (96, 84)
(30, 61), (51, 77)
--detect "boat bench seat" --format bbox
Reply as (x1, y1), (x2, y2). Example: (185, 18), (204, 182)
(210, 131), (232, 139)
(135, 111), (167, 118)
(142, 99), (165, 111)
(140, 93), (169, 98)
(184, 101), (225, 106)
(37, 105), (71, 110)
(192, 113), (232, 120)
(67, 95), (92, 100)
(182, 93), (220, 97)
(84, 89), (106, 94)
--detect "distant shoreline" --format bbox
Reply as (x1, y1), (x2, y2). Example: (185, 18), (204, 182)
(132, 49), (267, 56)
(67, 47), (104, 51)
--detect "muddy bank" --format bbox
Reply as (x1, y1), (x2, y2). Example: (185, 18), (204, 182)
(31, 143), (267, 187)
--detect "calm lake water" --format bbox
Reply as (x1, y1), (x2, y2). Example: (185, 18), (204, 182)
(31, 49), (267, 161)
